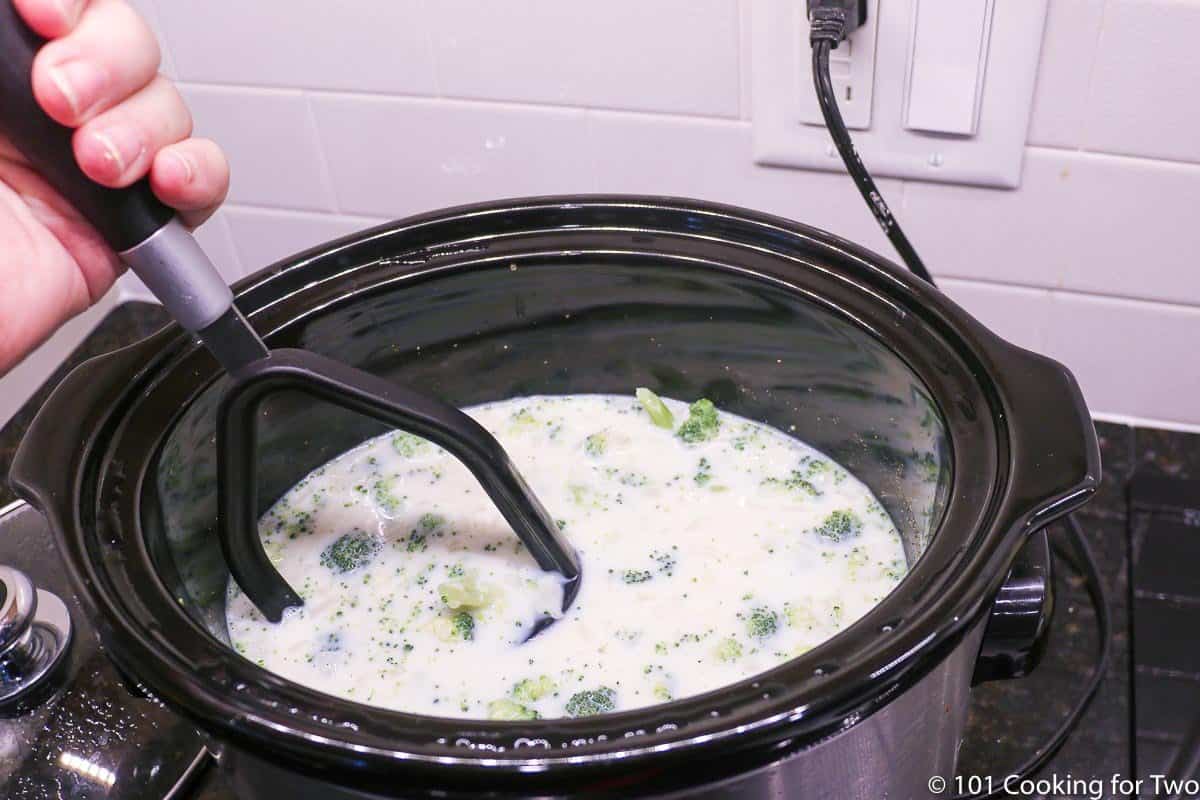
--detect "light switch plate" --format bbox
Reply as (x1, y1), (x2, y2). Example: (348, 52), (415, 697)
(752, 0), (1048, 188)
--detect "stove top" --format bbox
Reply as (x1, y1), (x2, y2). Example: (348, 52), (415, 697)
(0, 302), (1194, 799)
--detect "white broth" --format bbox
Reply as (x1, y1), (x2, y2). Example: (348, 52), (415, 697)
(226, 393), (907, 720)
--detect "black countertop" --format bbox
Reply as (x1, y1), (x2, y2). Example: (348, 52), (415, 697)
(2, 301), (1196, 798)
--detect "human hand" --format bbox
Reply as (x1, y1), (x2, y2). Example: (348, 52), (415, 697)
(0, 0), (229, 374)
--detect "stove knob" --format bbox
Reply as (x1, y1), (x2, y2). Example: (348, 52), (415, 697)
(0, 565), (72, 706)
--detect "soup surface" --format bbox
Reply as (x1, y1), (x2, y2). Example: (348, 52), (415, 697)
(227, 393), (906, 720)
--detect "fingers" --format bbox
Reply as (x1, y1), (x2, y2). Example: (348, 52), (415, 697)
(12, 0), (86, 39)
(73, 75), (192, 188)
(29, 0), (160, 127)
(150, 138), (230, 228)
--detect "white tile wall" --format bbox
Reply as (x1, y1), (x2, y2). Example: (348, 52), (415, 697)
(181, 87), (337, 212)
(426, 0), (741, 117)
(587, 112), (896, 254)
(312, 95), (592, 217)
(1083, 0), (1200, 163)
(223, 207), (387, 270)
(902, 147), (1200, 305)
(1025, 0), (1105, 148)
(8, 0), (1199, 429)
(153, 0), (437, 95)
(1044, 292), (1200, 425)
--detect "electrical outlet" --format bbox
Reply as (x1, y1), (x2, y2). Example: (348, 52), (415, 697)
(752, 0), (1048, 188)
(797, 0), (879, 131)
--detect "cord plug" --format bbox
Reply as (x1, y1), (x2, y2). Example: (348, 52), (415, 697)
(807, 0), (867, 47)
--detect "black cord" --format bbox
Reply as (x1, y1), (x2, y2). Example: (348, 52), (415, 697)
(811, 39), (934, 284)
(807, 21), (1113, 799)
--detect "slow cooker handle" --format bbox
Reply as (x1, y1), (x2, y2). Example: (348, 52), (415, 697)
(0, 4), (235, 336)
(989, 343), (1101, 535)
(10, 332), (171, 545)
(972, 527), (1054, 684)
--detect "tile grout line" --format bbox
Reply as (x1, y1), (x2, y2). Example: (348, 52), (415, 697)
(301, 92), (343, 214)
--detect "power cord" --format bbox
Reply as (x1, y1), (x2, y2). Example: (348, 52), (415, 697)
(805, 3), (1113, 797)
(808, 1), (933, 284)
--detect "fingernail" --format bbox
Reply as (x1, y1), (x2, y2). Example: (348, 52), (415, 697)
(82, 128), (146, 183)
(162, 150), (195, 185)
(46, 61), (105, 118)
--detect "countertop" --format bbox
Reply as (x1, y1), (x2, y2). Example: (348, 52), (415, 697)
(2, 301), (1196, 798)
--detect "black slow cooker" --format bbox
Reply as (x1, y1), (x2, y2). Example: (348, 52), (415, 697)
(11, 196), (1099, 798)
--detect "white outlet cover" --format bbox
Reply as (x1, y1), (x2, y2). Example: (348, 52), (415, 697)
(752, 0), (1048, 188)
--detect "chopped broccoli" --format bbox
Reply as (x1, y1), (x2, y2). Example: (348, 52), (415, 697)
(635, 388), (675, 429)
(371, 479), (403, 513)
(622, 569), (654, 584)
(318, 530), (380, 574)
(745, 606), (779, 639)
(419, 512), (445, 531)
(433, 610), (476, 642)
(584, 432), (608, 456)
(785, 602), (816, 630)
(694, 457), (712, 486)
(565, 687), (616, 717)
(452, 610), (475, 640)
(761, 470), (820, 497)
(883, 558), (907, 581)
(677, 398), (720, 443)
(714, 637), (743, 661)
(817, 509), (863, 542)
(438, 574), (493, 609)
(509, 408), (539, 432)
(487, 698), (540, 720)
(512, 675), (557, 703)
(391, 431), (429, 457)
(652, 684), (673, 702)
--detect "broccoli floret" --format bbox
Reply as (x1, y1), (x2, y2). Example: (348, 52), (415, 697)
(318, 530), (380, 574)
(622, 569), (653, 584)
(635, 387), (675, 429)
(817, 509), (863, 542)
(694, 457), (712, 486)
(438, 574), (494, 609)
(677, 398), (720, 443)
(487, 698), (540, 720)
(431, 609), (476, 642)
(512, 675), (557, 703)
(452, 610), (475, 641)
(652, 684), (673, 702)
(584, 432), (608, 456)
(565, 687), (616, 717)
(392, 431), (429, 457)
(714, 637), (743, 661)
(745, 607), (779, 639)
(419, 512), (444, 531)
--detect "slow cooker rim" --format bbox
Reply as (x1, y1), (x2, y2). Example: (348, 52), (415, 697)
(15, 195), (1098, 780)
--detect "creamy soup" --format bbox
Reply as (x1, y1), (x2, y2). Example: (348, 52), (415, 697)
(226, 393), (907, 720)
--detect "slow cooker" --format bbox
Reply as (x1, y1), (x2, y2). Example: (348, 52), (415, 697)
(10, 196), (1099, 798)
